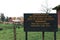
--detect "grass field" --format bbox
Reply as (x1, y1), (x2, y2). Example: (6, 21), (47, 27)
(0, 24), (60, 40)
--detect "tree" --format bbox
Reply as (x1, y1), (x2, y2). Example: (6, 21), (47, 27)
(1, 13), (5, 22)
(40, 0), (52, 13)
(5, 17), (9, 22)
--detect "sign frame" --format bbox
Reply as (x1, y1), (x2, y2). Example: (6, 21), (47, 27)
(24, 13), (58, 32)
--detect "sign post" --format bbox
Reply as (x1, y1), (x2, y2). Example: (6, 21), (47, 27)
(54, 32), (56, 40)
(24, 13), (58, 40)
(42, 32), (44, 40)
(25, 32), (28, 40)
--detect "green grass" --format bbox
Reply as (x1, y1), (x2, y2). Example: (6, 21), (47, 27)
(0, 24), (60, 40)
(0, 24), (13, 29)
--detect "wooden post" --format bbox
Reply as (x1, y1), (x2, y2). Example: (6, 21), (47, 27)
(42, 32), (44, 40)
(13, 23), (16, 40)
(12, 20), (21, 40)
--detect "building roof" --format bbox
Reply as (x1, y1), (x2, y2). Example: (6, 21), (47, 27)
(53, 5), (60, 10)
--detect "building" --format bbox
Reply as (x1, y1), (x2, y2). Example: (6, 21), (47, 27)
(8, 17), (24, 24)
(53, 5), (60, 26)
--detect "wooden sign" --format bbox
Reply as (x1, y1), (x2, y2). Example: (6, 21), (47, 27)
(24, 13), (58, 32)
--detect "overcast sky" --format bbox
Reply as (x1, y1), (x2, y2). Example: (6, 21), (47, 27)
(0, 0), (60, 17)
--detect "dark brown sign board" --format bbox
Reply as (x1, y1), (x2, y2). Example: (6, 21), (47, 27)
(24, 13), (58, 32)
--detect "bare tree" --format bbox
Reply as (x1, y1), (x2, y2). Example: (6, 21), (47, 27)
(40, 0), (52, 13)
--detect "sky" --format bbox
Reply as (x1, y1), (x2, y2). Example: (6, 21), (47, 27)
(0, 0), (60, 17)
